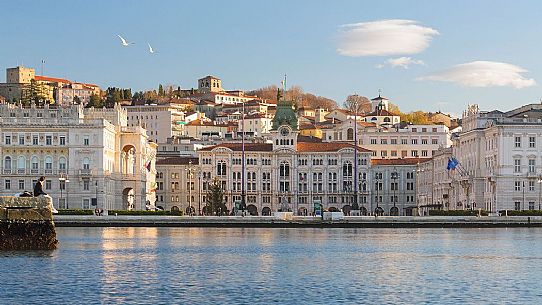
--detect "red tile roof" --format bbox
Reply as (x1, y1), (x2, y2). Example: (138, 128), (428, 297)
(35, 75), (72, 84)
(200, 143), (273, 152)
(371, 158), (431, 165)
(297, 142), (371, 153)
(156, 157), (199, 165)
(365, 109), (398, 117)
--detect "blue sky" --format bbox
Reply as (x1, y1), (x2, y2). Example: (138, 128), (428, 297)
(1, 0), (541, 114)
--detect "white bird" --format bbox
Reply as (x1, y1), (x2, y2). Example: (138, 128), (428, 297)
(148, 43), (157, 54)
(117, 34), (134, 46)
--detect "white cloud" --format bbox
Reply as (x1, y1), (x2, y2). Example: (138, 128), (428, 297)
(419, 61), (536, 89)
(383, 57), (425, 69)
(337, 19), (439, 57)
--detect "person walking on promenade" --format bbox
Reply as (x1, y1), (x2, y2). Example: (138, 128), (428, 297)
(34, 176), (58, 214)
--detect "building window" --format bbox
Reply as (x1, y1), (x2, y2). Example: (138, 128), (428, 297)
(83, 136), (90, 146)
(432, 139), (438, 145)
(411, 139), (418, 145)
(514, 181), (521, 191)
(83, 180), (90, 191)
(45, 135), (52, 145)
(45, 180), (52, 190)
(19, 135), (25, 145)
(83, 198), (90, 209)
(411, 150), (418, 157)
(514, 201), (521, 211)
(5, 179), (11, 190)
(529, 159), (536, 173)
(529, 136), (536, 148)
(60, 136), (66, 146)
(18, 180), (25, 190)
(217, 161), (227, 176)
(529, 181), (535, 191)
(514, 159), (521, 173)
(515, 136), (521, 148)
(5, 135), (11, 145)
(32, 135), (38, 145)
(529, 202), (535, 210)
(421, 150), (428, 157)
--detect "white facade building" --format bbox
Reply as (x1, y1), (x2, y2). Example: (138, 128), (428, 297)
(125, 103), (187, 143)
(0, 103), (156, 211)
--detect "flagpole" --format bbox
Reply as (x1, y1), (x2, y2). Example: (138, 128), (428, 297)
(241, 100), (246, 214)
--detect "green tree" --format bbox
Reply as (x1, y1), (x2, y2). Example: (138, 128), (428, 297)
(158, 84), (165, 96)
(86, 94), (104, 108)
(205, 177), (227, 216)
(73, 95), (82, 105)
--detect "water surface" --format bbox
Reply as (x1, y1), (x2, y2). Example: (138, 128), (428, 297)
(1, 227), (541, 304)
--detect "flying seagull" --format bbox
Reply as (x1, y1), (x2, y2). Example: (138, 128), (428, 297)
(148, 43), (157, 54)
(117, 34), (134, 46)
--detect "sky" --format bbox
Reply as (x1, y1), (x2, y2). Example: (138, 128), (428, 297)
(1, 0), (542, 115)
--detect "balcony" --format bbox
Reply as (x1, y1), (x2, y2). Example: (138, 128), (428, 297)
(3, 169), (12, 174)
(31, 169), (39, 174)
(79, 169), (92, 176)
(17, 169), (26, 174)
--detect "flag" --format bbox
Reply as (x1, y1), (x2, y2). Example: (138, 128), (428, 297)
(447, 157), (459, 171)
(145, 161), (151, 172)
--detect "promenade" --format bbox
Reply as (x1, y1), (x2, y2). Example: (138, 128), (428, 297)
(53, 215), (542, 228)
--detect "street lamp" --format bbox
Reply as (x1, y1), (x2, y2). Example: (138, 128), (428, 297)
(186, 160), (193, 216)
(538, 175), (542, 210)
(391, 170), (399, 216)
(58, 174), (69, 209)
(375, 172), (381, 216)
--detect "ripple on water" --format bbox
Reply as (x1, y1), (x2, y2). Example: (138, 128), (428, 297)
(1, 227), (542, 304)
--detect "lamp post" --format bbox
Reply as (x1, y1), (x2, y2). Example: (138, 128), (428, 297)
(58, 174), (69, 209)
(538, 175), (542, 211)
(391, 170), (399, 216)
(375, 173), (381, 215)
(186, 160), (193, 216)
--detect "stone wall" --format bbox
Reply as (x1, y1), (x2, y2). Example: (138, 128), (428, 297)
(0, 196), (58, 250)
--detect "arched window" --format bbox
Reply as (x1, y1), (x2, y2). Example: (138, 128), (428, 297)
(342, 161), (353, 178)
(82, 157), (90, 170)
(384, 117), (391, 123)
(347, 128), (354, 141)
(31, 156), (39, 170)
(217, 161), (226, 176)
(279, 162), (290, 178)
(371, 117), (377, 121)
(4, 156), (12, 170)
(17, 156), (26, 169)
(45, 156), (53, 172)
(59, 157), (67, 171)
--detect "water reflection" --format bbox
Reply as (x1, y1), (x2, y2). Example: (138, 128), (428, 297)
(1, 227), (542, 304)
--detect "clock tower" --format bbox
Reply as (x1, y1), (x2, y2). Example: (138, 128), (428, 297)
(271, 99), (298, 150)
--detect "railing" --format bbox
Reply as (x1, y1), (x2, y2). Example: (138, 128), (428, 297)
(45, 169), (53, 175)
(17, 169), (26, 174)
(31, 169), (39, 174)
(3, 169), (12, 174)
(79, 169), (92, 175)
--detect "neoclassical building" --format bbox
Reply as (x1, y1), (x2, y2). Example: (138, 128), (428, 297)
(416, 103), (542, 213)
(0, 103), (156, 211)
(196, 100), (373, 215)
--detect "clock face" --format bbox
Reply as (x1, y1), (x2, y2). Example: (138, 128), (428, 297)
(280, 127), (290, 137)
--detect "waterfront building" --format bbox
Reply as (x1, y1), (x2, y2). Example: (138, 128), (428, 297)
(415, 147), (453, 215)
(196, 100), (373, 216)
(0, 103), (155, 211)
(417, 103), (542, 213)
(155, 156), (200, 213)
(371, 158), (425, 216)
